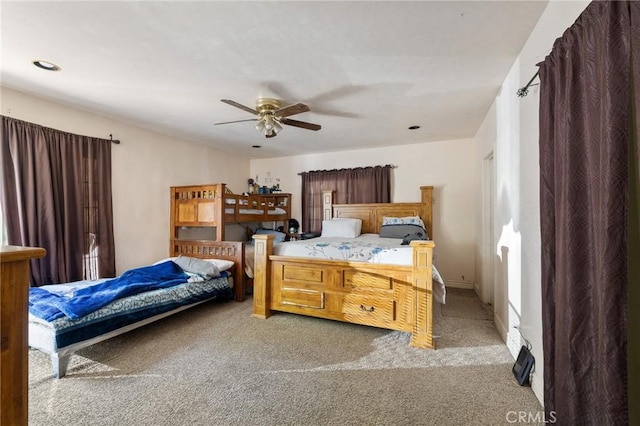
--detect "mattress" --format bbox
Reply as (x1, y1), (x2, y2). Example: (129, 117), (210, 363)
(246, 234), (446, 304)
(29, 273), (233, 352)
(225, 207), (287, 215)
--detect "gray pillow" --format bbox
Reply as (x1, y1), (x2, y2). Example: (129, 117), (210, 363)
(401, 232), (428, 245)
(249, 229), (287, 245)
(379, 224), (429, 240)
(173, 255), (220, 278)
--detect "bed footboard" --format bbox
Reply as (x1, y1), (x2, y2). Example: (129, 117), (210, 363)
(409, 240), (435, 349)
(251, 235), (435, 349)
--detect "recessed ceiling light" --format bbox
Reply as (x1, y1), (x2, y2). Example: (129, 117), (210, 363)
(252, 145), (261, 149)
(408, 125), (421, 130)
(32, 60), (61, 71)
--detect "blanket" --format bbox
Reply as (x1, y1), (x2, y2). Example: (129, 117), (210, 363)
(29, 261), (188, 321)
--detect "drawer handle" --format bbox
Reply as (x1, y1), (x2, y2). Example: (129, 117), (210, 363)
(359, 304), (375, 313)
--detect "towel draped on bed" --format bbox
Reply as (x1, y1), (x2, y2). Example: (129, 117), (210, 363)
(29, 261), (188, 321)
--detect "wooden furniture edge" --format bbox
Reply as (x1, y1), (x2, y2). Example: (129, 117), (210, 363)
(252, 234), (274, 319)
(0, 245), (47, 262)
(409, 240), (435, 349)
(419, 186), (434, 240)
(1, 245), (46, 426)
(322, 189), (334, 220)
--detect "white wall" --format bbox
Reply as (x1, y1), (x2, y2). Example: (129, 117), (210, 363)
(1, 87), (250, 273)
(250, 139), (477, 286)
(474, 0), (589, 404)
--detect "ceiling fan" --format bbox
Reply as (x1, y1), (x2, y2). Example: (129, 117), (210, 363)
(214, 98), (321, 138)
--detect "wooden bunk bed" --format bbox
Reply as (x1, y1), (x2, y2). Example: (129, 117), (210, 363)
(251, 186), (438, 349)
(169, 183), (292, 302)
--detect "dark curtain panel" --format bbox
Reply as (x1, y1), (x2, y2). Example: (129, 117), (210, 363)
(539, 1), (638, 423)
(300, 165), (391, 233)
(630, 3), (640, 424)
(1, 116), (116, 285)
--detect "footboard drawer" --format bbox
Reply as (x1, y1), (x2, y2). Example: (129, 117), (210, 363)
(279, 287), (325, 309)
(341, 295), (396, 326)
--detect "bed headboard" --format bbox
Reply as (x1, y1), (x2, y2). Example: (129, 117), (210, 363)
(325, 186), (433, 238)
(170, 240), (246, 301)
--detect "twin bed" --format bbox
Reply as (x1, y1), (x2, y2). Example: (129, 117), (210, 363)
(28, 244), (242, 378)
(29, 183), (443, 378)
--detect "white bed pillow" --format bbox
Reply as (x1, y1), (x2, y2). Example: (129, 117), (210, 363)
(153, 257), (234, 272)
(204, 258), (235, 271)
(321, 218), (362, 238)
(331, 217), (363, 236)
(173, 255), (220, 278)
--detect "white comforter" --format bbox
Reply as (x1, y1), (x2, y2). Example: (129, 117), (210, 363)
(246, 234), (446, 304)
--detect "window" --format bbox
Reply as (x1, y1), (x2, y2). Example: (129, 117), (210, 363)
(300, 165), (392, 233)
(1, 116), (115, 285)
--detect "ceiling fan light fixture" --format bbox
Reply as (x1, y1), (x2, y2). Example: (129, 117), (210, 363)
(216, 97), (321, 138)
(264, 115), (274, 131)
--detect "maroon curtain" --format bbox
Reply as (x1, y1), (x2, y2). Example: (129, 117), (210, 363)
(1, 116), (116, 285)
(300, 165), (391, 233)
(538, 1), (639, 423)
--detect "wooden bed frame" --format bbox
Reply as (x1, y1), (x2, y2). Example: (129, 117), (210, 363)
(170, 183), (292, 301)
(29, 243), (242, 378)
(251, 186), (436, 349)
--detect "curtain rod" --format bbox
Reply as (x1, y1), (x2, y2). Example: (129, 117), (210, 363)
(517, 70), (540, 97)
(109, 134), (121, 144)
(297, 164), (397, 175)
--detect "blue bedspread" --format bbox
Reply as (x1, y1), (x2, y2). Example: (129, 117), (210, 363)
(29, 261), (188, 321)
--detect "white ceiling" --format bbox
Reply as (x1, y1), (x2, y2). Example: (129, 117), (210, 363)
(1, 1), (548, 159)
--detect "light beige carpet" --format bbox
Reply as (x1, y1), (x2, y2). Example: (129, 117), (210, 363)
(28, 288), (543, 425)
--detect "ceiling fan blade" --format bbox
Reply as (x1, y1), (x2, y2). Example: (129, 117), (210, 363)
(220, 99), (258, 115)
(281, 118), (321, 131)
(274, 103), (310, 118)
(214, 118), (258, 125)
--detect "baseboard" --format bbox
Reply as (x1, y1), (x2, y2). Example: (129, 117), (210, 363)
(445, 279), (474, 289)
(494, 312), (509, 342)
(530, 370), (544, 406)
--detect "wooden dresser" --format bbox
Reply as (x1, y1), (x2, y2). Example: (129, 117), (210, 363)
(1, 245), (46, 426)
